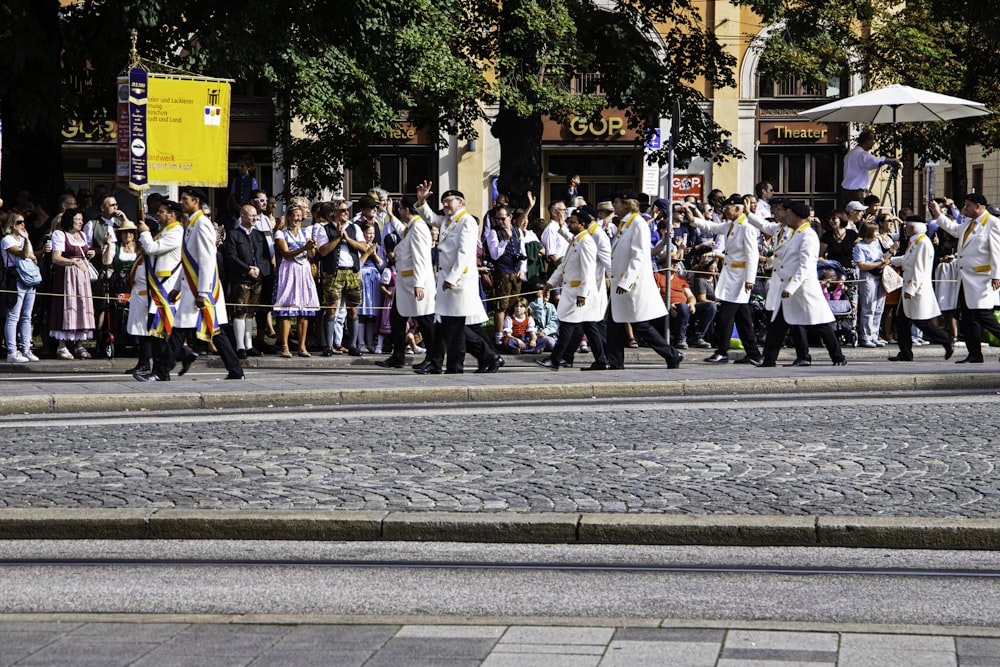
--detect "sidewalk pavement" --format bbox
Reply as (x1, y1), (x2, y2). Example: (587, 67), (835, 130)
(0, 342), (997, 416)
(5, 620), (1000, 666)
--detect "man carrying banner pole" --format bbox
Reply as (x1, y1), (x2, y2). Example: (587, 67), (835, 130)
(136, 187), (243, 381)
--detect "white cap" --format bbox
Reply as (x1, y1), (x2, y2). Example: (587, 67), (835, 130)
(845, 201), (866, 213)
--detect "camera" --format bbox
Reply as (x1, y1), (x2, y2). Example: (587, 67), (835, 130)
(514, 253), (528, 262)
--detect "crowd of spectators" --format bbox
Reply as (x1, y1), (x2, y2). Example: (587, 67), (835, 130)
(1, 177), (997, 367)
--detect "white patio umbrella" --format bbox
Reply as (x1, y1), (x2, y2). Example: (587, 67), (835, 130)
(798, 83), (990, 124)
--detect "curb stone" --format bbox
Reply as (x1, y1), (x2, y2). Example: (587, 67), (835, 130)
(2, 509), (1000, 549)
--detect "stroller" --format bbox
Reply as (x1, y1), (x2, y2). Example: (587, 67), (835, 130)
(818, 261), (858, 347)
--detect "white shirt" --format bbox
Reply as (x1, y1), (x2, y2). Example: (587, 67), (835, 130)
(541, 220), (569, 261)
(756, 198), (772, 220)
(842, 145), (886, 190)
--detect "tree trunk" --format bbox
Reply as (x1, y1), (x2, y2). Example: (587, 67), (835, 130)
(491, 107), (542, 210)
(949, 141), (968, 200)
(0, 118), (64, 208)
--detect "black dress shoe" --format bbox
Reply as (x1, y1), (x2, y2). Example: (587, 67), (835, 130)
(348, 347), (363, 357)
(322, 348), (334, 357)
(237, 349), (247, 360)
(944, 345), (955, 360)
(704, 353), (729, 363)
(225, 372), (245, 380)
(734, 355), (763, 366)
(888, 354), (913, 361)
(178, 349), (198, 376)
(760, 361), (776, 367)
(956, 356), (984, 364)
(666, 358), (681, 369)
(412, 359), (432, 370)
(133, 370), (166, 382)
(535, 358), (558, 370)
(581, 362), (609, 371)
(559, 359), (573, 368)
(246, 348), (263, 357)
(414, 366), (442, 375)
(832, 358), (848, 366)
(125, 364), (150, 375)
(783, 359), (812, 367)
(375, 358), (405, 368)
(480, 356), (504, 373)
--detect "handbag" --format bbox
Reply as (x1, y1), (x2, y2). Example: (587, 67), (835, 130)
(16, 257), (42, 287)
(881, 265), (903, 293)
(84, 260), (100, 282)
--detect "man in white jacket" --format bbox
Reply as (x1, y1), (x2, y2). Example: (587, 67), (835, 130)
(887, 217), (954, 361)
(929, 194), (1000, 363)
(413, 182), (481, 374)
(536, 210), (598, 370)
(690, 194), (763, 365)
(606, 190), (681, 370)
(759, 200), (846, 367)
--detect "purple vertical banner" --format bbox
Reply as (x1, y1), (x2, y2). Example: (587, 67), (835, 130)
(128, 67), (148, 190)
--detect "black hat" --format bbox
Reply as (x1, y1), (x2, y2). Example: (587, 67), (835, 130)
(723, 194), (744, 206)
(573, 209), (594, 225)
(965, 192), (989, 206)
(160, 199), (184, 216)
(611, 189), (640, 202)
(359, 195), (379, 209)
(770, 197), (789, 209)
(399, 195), (418, 212)
(578, 204), (599, 220)
(440, 189), (465, 201)
(787, 201), (811, 219)
(180, 186), (208, 204)
(905, 214), (926, 224)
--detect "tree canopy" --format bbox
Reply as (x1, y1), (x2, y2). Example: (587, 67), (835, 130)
(5, 0), (740, 204)
(734, 0), (1000, 197)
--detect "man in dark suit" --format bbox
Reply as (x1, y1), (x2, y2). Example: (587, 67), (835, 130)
(223, 204), (272, 358)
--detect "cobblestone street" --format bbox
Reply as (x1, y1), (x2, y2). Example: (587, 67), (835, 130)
(3, 395), (998, 518)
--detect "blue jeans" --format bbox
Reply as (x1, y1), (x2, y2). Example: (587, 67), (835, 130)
(6, 284), (35, 353)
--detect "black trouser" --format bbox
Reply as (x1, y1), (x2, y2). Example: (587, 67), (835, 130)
(388, 299), (435, 363)
(463, 325), (500, 368)
(762, 307), (844, 364)
(549, 321), (583, 365)
(428, 315), (466, 372)
(896, 304), (951, 357)
(957, 286), (1000, 359)
(762, 313), (809, 362)
(713, 301), (761, 359)
(152, 326), (242, 379)
(607, 317), (680, 369)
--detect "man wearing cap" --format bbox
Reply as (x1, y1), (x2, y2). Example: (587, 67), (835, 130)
(375, 196), (437, 369)
(844, 200), (867, 231)
(929, 194), (1000, 363)
(536, 210), (598, 370)
(137, 187), (243, 381)
(760, 200), (847, 367)
(606, 190), (682, 369)
(690, 193), (764, 365)
(412, 181), (482, 374)
(595, 201), (617, 242)
(743, 198), (809, 365)
(887, 216), (954, 361)
(840, 130), (900, 208)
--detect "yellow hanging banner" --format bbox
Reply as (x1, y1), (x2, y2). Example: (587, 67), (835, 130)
(145, 76), (230, 186)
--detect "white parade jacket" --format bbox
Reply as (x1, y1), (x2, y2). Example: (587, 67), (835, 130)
(890, 233), (941, 320)
(745, 212), (792, 313)
(418, 203), (481, 318)
(771, 222), (834, 326)
(692, 214), (759, 304)
(389, 215), (436, 317)
(548, 229), (597, 324)
(610, 212), (667, 323)
(934, 212), (1000, 309)
(176, 211), (228, 328)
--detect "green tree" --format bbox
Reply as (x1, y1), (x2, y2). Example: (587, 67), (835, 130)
(12, 0), (739, 205)
(733, 0), (1000, 198)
